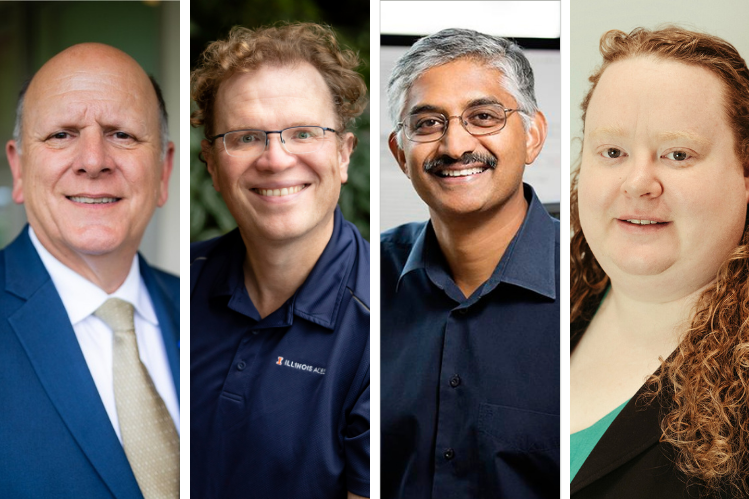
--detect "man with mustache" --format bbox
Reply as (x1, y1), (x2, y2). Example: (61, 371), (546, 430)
(381, 28), (560, 498)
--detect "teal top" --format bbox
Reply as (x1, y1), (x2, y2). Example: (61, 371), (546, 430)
(570, 399), (630, 482)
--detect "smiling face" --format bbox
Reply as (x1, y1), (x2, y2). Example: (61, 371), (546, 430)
(579, 57), (749, 295)
(389, 58), (546, 222)
(203, 62), (353, 245)
(6, 43), (173, 267)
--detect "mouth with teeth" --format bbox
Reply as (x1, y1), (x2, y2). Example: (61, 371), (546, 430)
(434, 166), (489, 178)
(252, 184), (308, 197)
(67, 196), (121, 204)
(623, 219), (665, 225)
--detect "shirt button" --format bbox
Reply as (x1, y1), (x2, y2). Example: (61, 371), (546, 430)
(455, 308), (467, 316)
(449, 375), (461, 388)
(443, 448), (455, 460)
(237, 361), (246, 370)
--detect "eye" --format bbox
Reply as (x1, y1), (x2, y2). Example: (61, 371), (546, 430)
(240, 134), (259, 144)
(411, 116), (444, 133)
(49, 132), (71, 140)
(602, 148), (623, 159)
(664, 150), (690, 161)
(465, 107), (503, 128)
(293, 130), (314, 140)
(114, 132), (131, 140)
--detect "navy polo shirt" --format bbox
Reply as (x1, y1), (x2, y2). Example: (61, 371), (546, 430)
(381, 184), (560, 498)
(191, 208), (370, 498)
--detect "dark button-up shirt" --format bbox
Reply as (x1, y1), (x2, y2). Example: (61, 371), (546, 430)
(191, 208), (370, 498)
(381, 184), (560, 498)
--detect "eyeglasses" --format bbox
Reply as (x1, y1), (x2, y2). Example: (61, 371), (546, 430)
(396, 104), (518, 143)
(211, 126), (339, 157)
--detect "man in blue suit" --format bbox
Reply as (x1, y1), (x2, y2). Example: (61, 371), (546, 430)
(0, 43), (178, 498)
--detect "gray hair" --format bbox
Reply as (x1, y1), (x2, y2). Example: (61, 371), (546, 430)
(13, 75), (170, 159)
(387, 28), (539, 145)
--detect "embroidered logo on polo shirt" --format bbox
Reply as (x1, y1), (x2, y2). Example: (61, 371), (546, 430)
(275, 356), (326, 375)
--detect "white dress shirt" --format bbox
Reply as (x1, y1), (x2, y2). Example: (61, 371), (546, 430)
(29, 227), (180, 441)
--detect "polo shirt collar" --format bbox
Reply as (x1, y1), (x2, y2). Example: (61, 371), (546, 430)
(210, 207), (354, 331)
(28, 226), (159, 326)
(397, 183), (556, 301)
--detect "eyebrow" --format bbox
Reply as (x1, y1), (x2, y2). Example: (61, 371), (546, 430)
(223, 121), (323, 132)
(407, 97), (507, 118)
(587, 125), (628, 141)
(654, 130), (711, 148)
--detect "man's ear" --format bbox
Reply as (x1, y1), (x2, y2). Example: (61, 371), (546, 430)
(157, 142), (175, 207)
(337, 132), (356, 184)
(524, 110), (548, 166)
(201, 140), (221, 192)
(388, 132), (410, 178)
(6, 140), (24, 204)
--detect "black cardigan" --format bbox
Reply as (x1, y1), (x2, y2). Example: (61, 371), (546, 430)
(570, 380), (728, 498)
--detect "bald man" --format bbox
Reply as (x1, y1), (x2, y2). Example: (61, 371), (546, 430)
(0, 44), (178, 499)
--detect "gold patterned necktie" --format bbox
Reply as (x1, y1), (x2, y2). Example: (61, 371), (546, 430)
(94, 298), (179, 499)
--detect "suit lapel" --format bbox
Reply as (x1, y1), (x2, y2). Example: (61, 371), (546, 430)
(139, 258), (180, 400)
(571, 382), (663, 493)
(5, 230), (142, 499)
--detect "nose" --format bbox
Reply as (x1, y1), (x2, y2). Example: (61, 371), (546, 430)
(621, 152), (663, 198)
(253, 132), (296, 173)
(436, 116), (479, 159)
(74, 131), (114, 177)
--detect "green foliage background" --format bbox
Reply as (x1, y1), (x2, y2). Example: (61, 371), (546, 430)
(189, 0), (370, 242)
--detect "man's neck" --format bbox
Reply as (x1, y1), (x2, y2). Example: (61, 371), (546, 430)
(430, 190), (528, 298)
(30, 226), (135, 294)
(240, 217), (334, 319)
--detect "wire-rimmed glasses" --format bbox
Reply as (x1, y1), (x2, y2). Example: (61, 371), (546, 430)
(211, 126), (339, 157)
(396, 104), (518, 143)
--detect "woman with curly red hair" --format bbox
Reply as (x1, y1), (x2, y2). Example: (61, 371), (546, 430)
(571, 27), (749, 497)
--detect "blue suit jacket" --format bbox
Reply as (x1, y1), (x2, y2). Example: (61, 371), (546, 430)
(0, 228), (180, 498)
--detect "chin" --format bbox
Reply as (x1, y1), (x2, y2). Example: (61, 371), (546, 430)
(66, 227), (131, 256)
(608, 254), (675, 277)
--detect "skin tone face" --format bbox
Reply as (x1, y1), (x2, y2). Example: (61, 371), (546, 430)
(579, 57), (749, 300)
(388, 58), (547, 225)
(6, 43), (174, 292)
(203, 62), (354, 247)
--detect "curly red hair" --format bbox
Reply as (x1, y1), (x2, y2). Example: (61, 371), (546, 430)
(571, 26), (749, 496)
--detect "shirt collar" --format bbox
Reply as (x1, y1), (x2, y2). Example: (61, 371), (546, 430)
(209, 207), (355, 331)
(397, 183), (557, 301)
(28, 226), (159, 326)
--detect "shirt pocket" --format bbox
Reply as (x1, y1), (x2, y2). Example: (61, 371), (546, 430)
(477, 402), (559, 452)
(477, 402), (560, 496)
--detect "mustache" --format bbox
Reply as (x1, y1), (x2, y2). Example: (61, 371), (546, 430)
(423, 152), (498, 172)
